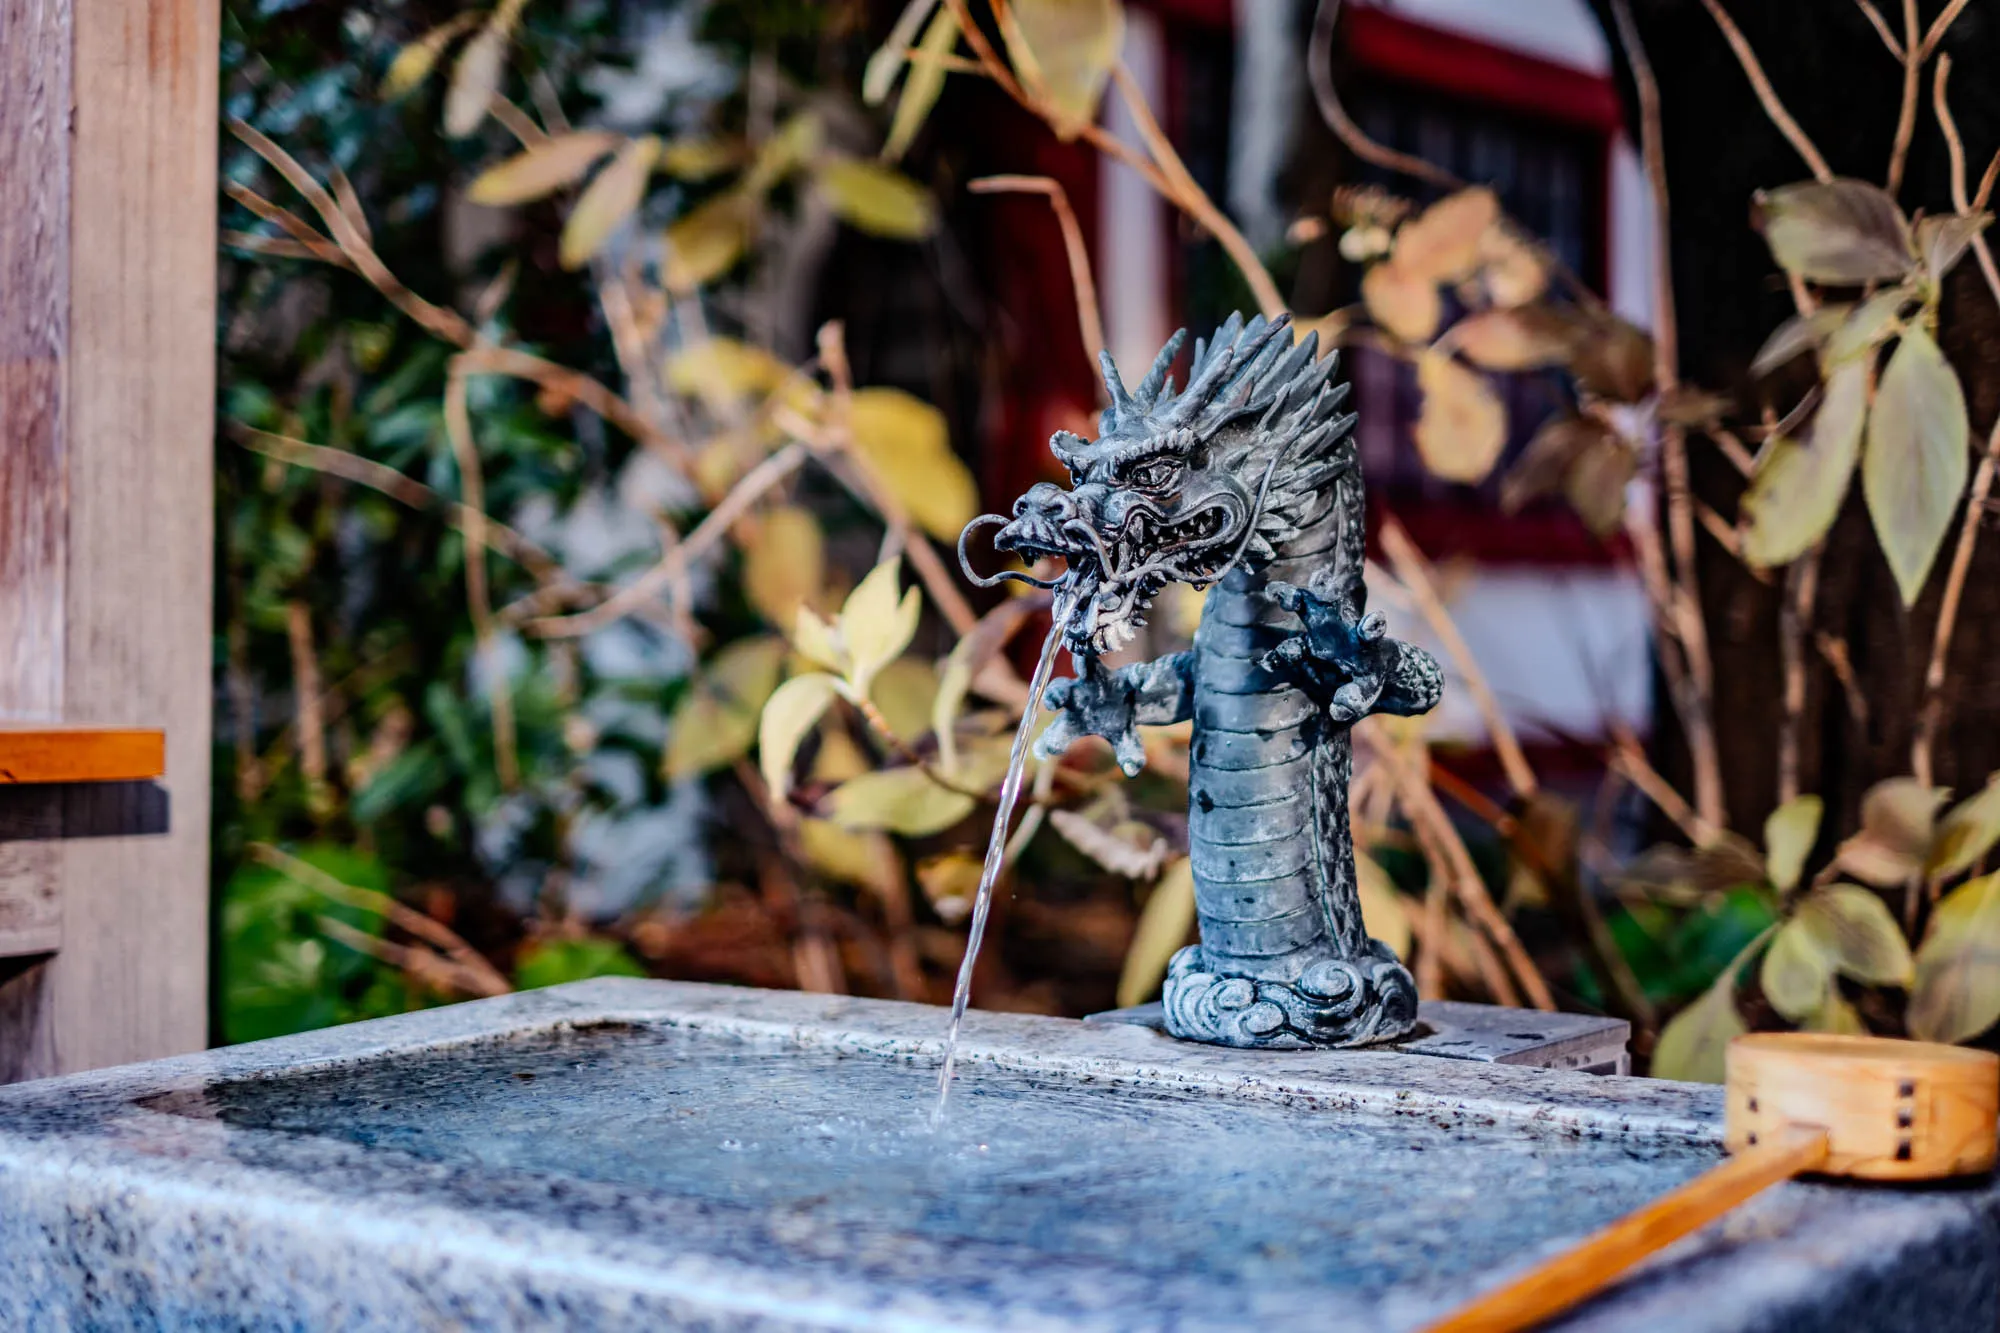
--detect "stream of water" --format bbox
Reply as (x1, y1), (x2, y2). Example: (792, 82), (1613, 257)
(930, 587), (1079, 1130)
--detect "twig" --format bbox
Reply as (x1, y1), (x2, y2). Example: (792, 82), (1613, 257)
(1608, 730), (1717, 846)
(1705, 427), (1757, 479)
(1853, 0), (1903, 58)
(250, 842), (512, 997)
(1363, 725), (1556, 1010)
(1886, 0), (1921, 196)
(230, 424), (560, 578)
(1694, 500), (1744, 561)
(1377, 518), (1537, 799)
(969, 176), (1106, 370)
(1920, 0), (1973, 61)
(284, 600), (331, 815)
(1612, 0), (1726, 831)
(1815, 632), (1870, 730)
(527, 442), (810, 639)
(1695, 0), (1835, 183)
(1307, 0), (1462, 190)
(1108, 64), (1285, 318)
(1776, 551), (1821, 803)
(1914, 55), (2000, 785)
(446, 359), (520, 789)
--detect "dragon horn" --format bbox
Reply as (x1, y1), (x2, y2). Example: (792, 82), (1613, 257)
(1098, 350), (1138, 419)
(1134, 328), (1187, 408)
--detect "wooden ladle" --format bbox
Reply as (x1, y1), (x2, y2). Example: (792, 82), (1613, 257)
(1425, 1032), (1999, 1333)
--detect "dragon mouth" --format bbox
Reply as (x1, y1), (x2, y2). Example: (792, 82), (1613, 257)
(1066, 500), (1246, 653)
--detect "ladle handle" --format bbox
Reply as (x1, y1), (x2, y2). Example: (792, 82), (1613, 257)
(1422, 1124), (1830, 1333)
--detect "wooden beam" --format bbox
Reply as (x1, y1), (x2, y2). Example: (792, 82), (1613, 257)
(0, 0), (216, 1076)
(0, 729), (166, 785)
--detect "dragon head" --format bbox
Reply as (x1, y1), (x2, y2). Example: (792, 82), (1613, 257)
(972, 312), (1358, 653)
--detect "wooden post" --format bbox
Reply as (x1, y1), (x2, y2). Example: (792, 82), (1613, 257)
(0, 0), (217, 1081)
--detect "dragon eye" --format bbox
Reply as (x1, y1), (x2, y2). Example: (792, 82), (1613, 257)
(1128, 458), (1181, 491)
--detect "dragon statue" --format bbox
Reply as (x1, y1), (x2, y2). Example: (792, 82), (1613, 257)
(965, 312), (1444, 1049)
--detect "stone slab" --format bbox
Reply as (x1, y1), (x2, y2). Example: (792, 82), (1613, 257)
(0, 978), (1993, 1331)
(1087, 999), (1632, 1073)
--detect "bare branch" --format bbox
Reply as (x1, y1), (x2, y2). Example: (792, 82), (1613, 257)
(1696, 0), (1835, 183)
(1852, 0), (1903, 58)
(970, 175), (1106, 375)
(1307, 0), (1463, 191)
(1886, 0), (1921, 196)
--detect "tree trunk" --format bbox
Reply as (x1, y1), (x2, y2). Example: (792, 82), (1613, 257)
(1595, 0), (2000, 839)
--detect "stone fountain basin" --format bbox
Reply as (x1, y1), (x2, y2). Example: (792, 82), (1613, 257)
(0, 979), (1992, 1331)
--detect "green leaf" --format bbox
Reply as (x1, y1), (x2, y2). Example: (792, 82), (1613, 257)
(1653, 970), (1748, 1083)
(816, 158), (937, 239)
(1798, 884), (1913, 987)
(1865, 325), (1969, 605)
(1760, 916), (1834, 1021)
(1915, 211), (1990, 281)
(1838, 777), (1949, 885)
(513, 937), (645, 991)
(1909, 871), (2000, 1043)
(1742, 361), (1866, 567)
(1823, 285), (1914, 367)
(758, 673), (841, 802)
(1929, 771), (2000, 877)
(1750, 306), (1849, 379)
(1754, 179), (1914, 284)
(1117, 857), (1196, 1008)
(825, 767), (975, 836)
(1763, 794), (1823, 893)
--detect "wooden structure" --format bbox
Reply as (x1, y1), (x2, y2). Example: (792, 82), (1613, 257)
(1427, 1032), (2000, 1332)
(0, 0), (217, 1081)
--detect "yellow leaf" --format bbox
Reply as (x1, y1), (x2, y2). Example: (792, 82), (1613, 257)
(744, 111), (824, 193)
(559, 135), (660, 270)
(839, 558), (923, 697)
(1450, 307), (1570, 371)
(382, 13), (480, 100)
(663, 190), (756, 291)
(1929, 770), (2000, 877)
(1742, 361), (1866, 568)
(1414, 350), (1506, 484)
(1355, 851), (1411, 960)
(883, 3), (960, 162)
(798, 818), (903, 901)
(917, 849), (981, 922)
(1652, 971), (1747, 1083)
(665, 336), (794, 406)
(1909, 871), (2000, 1043)
(870, 656), (939, 744)
(659, 136), (741, 181)
(1392, 187), (1500, 284)
(1001, 0), (1124, 141)
(469, 132), (621, 206)
(1837, 777), (1948, 885)
(1361, 262), (1441, 344)
(742, 506), (826, 629)
(1760, 916), (1835, 1021)
(1807, 991), (1868, 1035)
(810, 724), (871, 784)
(1865, 324), (1970, 605)
(866, 0), (943, 104)
(817, 158), (937, 239)
(1476, 225), (1548, 308)
(1763, 794), (1823, 893)
(442, 0), (527, 138)
(1116, 857), (1195, 1007)
(758, 673), (841, 802)
(792, 605), (847, 675)
(827, 767), (975, 836)
(664, 636), (787, 781)
(847, 387), (978, 540)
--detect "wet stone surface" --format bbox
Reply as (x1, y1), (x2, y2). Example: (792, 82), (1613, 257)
(0, 978), (1995, 1331)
